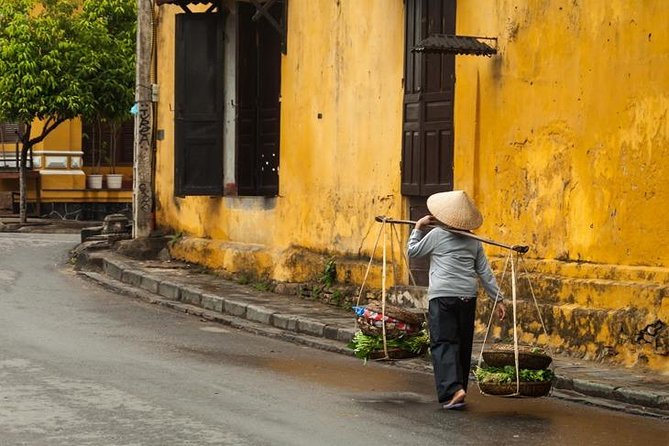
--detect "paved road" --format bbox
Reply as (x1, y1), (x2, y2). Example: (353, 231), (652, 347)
(0, 232), (667, 445)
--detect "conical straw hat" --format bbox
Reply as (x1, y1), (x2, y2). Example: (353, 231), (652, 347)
(426, 190), (483, 230)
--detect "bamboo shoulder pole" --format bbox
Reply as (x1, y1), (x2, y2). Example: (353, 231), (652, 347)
(375, 216), (530, 254)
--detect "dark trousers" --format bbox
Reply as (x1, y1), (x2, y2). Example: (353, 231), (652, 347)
(428, 297), (477, 403)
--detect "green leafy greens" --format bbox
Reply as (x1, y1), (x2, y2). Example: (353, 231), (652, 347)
(347, 329), (429, 361)
(474, 365), (554, 384)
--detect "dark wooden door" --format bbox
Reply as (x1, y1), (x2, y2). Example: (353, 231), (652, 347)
(403, 0), (456, 285)
(402, 0), (456, 197)
(174, 13), (224, 196)
(236, 1), (282, 196)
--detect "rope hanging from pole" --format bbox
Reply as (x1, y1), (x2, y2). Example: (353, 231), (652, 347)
(356, 216), (542, 369)
(355, 215), (554, 398)
(475, 245), (555, 398)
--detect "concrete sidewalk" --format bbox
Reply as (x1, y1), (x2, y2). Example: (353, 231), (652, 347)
(74, 249), (669, 420)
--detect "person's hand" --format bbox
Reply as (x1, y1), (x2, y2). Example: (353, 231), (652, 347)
(415, 215), (437, 230)
(496, 301), (507, 320)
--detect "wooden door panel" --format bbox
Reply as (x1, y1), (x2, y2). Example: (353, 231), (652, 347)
(402, 0), (456, 284)
(401, 0), (455, 198)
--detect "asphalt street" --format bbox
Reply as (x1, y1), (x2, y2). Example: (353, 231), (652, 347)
(0, 232), (667, 445)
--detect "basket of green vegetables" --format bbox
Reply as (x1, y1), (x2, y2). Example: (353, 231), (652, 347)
(475, 365), (554, 397)
(347, 329), (429, 362)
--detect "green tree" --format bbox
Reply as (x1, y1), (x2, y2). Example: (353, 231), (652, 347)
(0, 0), (136, 223)
(80, 0), (136, 175)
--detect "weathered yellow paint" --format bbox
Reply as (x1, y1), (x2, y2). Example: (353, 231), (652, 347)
(454, 0), (668, 370)
(154, 0), (405, 279)
(31, 119), (80, 151)
(40, 174), (85, 191)
(456, 0), (669, 266)
(40, 189), (132, 203)
(154, 1), (668, 372)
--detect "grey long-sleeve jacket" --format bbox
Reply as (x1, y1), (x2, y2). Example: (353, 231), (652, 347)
(407, 227), (503, 302)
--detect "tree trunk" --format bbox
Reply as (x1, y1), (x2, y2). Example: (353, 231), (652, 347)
(19, 144), (30, 224)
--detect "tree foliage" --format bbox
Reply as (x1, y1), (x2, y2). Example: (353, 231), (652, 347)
(0, 0), (94, 124)
(0, 0), (136, 221)
(79, 0), (136, 172)
(80, 0), (137, 122)
(0, 0), (136, 124)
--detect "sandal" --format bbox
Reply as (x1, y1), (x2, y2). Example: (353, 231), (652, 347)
(442, 401), (466, 410)
(442, 389), (466, 410)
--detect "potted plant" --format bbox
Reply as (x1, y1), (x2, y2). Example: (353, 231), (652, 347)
(104, 120), (123, 189)
(84, 118), (103, 189)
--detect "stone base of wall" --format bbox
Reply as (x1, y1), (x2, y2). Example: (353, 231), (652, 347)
(169, 237), (669, 372)
(4, 200), (131, 221)
(474, 298), (668, 369)
(35, 202), (131, 221)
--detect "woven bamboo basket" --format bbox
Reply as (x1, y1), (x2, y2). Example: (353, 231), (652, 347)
(367, 348), (421, 360)
(364, 300), (424, 326)
(356, 317), (413, 338)
(478, 380), (553, 397)
(482, 344), (552, 370)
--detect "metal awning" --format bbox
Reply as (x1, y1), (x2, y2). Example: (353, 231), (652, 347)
(413, 34), (497, 57)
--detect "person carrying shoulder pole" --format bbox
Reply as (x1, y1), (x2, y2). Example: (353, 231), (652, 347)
(407, 190), (507, 410)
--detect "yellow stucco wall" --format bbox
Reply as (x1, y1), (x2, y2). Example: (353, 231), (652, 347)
(455, 0), (669, 267)
(1, 120), (85, 194)
(155, 0), (405, 282)
(454, 0), (668, 370)
(155, 1), (668, 371)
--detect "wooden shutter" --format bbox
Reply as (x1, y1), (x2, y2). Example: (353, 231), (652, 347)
(402, 0), (455, 197)
(236, 3), (257, 196)
(175, 13), (224, 196)
(256, 4), (282, 197)
(402, 0), (422, 196)
(236, 1), (282, 197)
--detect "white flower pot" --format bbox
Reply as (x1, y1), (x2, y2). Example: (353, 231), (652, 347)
(87, 174), (103, 189)
(105, 174), (123, 189)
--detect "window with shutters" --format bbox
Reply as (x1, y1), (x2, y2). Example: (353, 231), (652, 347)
(171, 1), (284, 197)
(402, 0), (456, 197)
